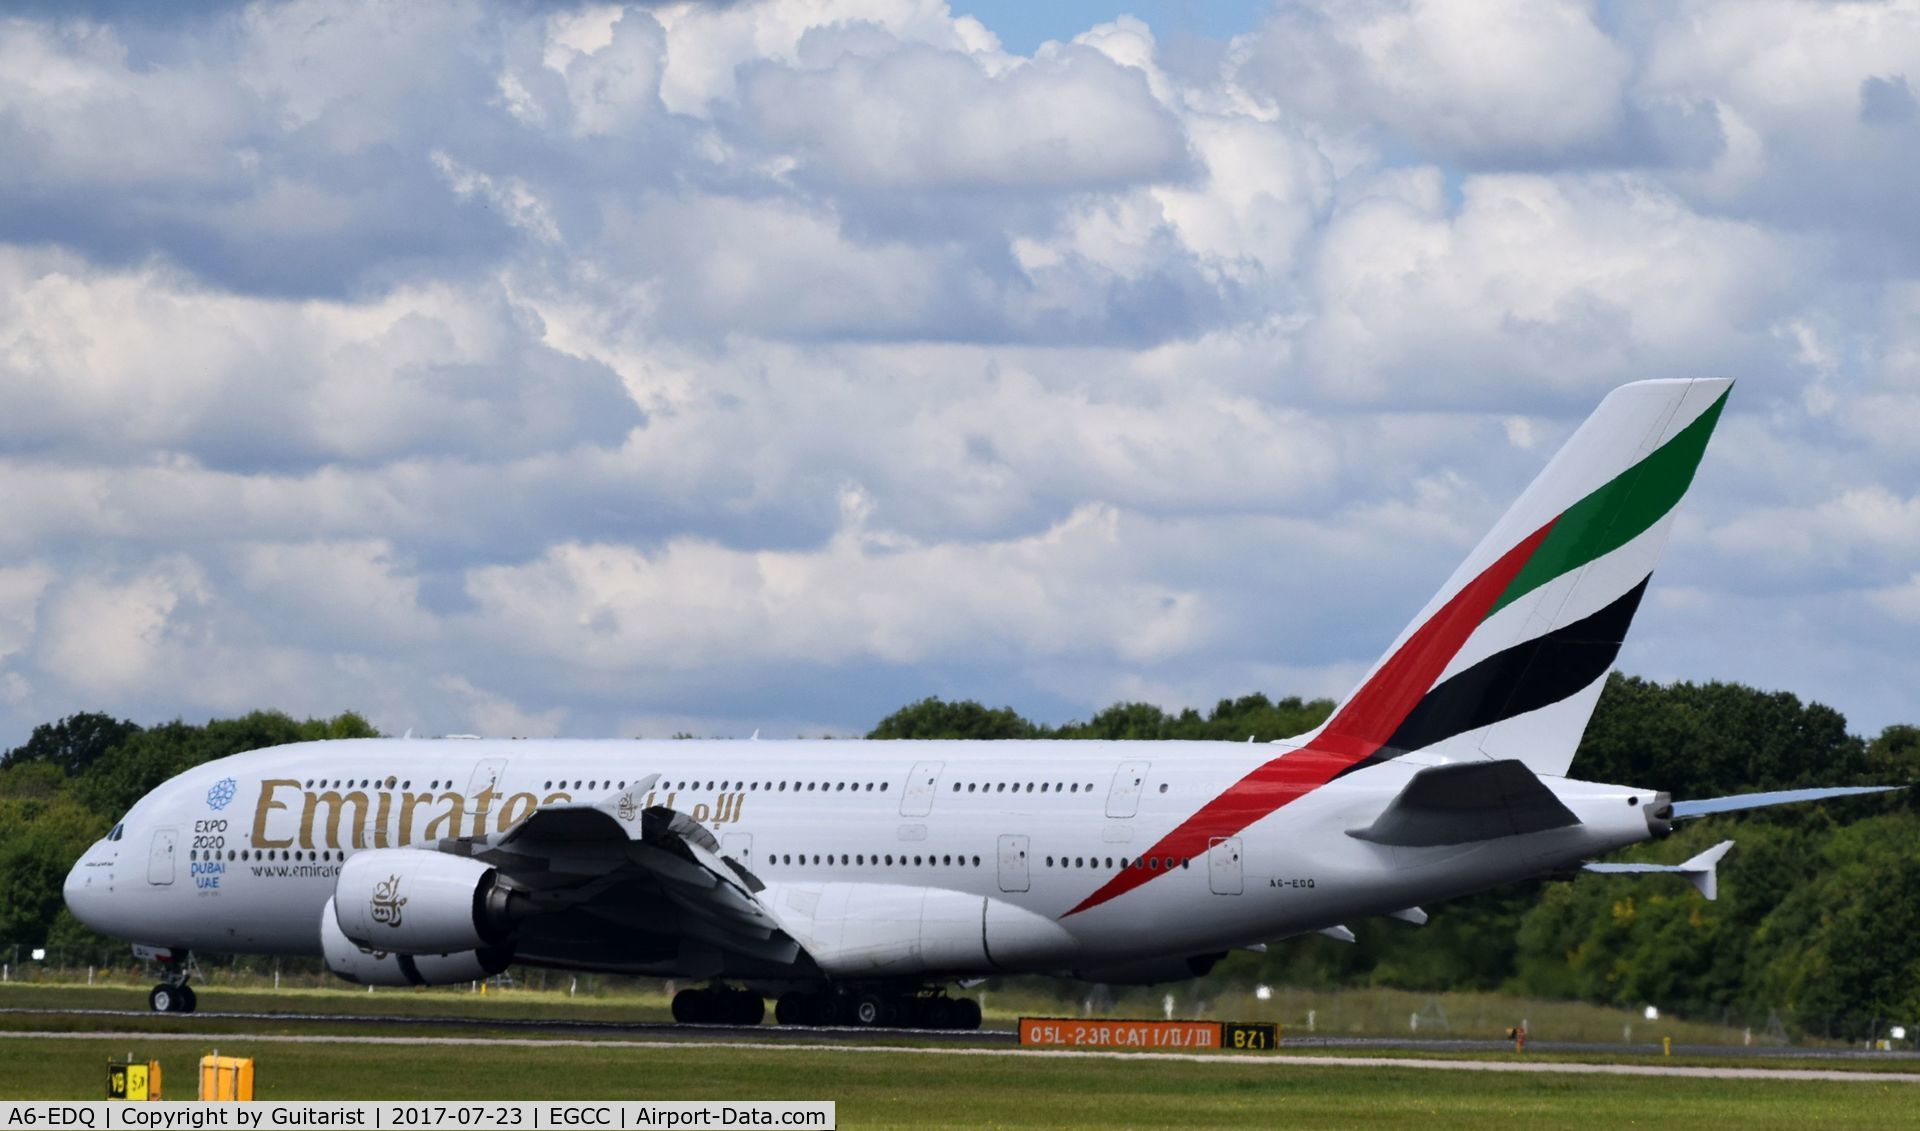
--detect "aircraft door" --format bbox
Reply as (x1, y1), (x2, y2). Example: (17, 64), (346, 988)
(1105, 760), (1152, 818)
(900, 761), (944, 817)
(147, 829), (177, 885)
(1207, 836), (1243, 895)
(466, 758), (509, 797)
(721, 832), (754, 869)
(997, 834), (1030, 893)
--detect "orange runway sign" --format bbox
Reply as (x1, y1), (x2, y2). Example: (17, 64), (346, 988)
(1018, 1017), (1278, 1050)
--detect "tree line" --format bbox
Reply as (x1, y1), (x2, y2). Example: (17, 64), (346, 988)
(2, 676), (1914, 1035)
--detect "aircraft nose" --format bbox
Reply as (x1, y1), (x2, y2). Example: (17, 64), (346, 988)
(63, 848), (109, 931)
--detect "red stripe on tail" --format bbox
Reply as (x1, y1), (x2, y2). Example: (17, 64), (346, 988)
(1063, 518), (1556, 917)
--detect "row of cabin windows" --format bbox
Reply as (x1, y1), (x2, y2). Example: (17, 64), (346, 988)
(294, 776), (1176, 798)
(193, 848), (340, 862)
(948, 781), (1173, 796)
(299, 777), (642, 793)
(1047, 854), (1191, 871)
(770, 852), (983, 868)
(650, 780), (890, 794)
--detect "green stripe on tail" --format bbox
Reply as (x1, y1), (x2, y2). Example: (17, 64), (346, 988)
(1488, 387), (1728, 619)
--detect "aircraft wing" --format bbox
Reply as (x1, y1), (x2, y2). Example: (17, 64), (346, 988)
(1347, 759), (1581, 847)
(439, 779), (807, 978)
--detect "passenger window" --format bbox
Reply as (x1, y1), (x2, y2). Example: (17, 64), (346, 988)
(1069, 784), (1078, 793)
(968, 783), (977, 793)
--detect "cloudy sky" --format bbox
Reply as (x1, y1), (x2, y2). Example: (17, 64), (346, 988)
(0, 0), (1915, 748)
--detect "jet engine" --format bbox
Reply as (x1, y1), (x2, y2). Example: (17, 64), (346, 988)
(1073, 952), (1227, 986)
(332, 848), (525, 955)
(319, 897), (511, 986)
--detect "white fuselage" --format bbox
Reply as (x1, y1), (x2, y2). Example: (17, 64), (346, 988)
(65, 737), (1659, 983)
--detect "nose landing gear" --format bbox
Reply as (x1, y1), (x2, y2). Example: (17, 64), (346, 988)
(148, 982), (196, 1014)
(134, 944), (198, 1013)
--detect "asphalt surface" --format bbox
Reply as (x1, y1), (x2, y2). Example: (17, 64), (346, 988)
(8, 1026), (1920, 1084)
(5, 1006), (1919, 1062)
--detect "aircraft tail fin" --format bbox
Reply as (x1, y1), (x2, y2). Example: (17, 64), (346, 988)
(1302, 378), (1731, 778)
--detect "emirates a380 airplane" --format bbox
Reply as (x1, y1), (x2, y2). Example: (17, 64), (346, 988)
(63, 379), (1885, 1028)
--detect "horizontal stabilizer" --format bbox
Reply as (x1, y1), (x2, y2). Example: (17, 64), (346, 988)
(1671, 785), (1901, 819)
(1349, 759), (1580, 847)
(1585, 839), (1734, 900)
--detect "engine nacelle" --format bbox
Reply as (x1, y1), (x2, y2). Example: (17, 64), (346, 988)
(320, 897), (511, 986)
(333, 848), (522, 955)
(1074, 952), (1226, 986)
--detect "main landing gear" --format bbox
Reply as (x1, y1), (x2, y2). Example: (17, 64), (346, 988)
(774, 988), (981, 1030)
(670, 984), (765, 1025)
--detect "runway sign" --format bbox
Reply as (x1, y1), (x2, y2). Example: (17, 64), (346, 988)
(1019, 1017), (1278, 1050)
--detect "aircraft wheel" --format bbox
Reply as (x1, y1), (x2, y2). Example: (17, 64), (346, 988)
(952, 998), (982, 1031)
(774, 992), (806, 1026)
(924, 997), (954, 1030)
(670, 988), (709, 1024)
(177, 985), (198, 1014)
(853, 992), (886, 1026)
(731, 990), (765, 1026)
(148, 985), (177, 1014)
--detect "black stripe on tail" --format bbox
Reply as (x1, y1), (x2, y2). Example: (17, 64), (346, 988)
(1384, 574), (1651, 756)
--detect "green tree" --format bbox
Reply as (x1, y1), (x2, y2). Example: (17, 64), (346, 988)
(1573, 674), (1868, 801)
(0, 790), (109, 946)
(1, 712), (142, 776)
(869, 698), (1040, 739)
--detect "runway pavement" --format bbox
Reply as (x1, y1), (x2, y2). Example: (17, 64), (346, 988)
(6, 1026), (1920, 1083)
(6, 1005), (1920, 1066)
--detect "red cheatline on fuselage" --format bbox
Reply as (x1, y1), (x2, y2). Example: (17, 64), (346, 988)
(1063, 518), (1558, 918)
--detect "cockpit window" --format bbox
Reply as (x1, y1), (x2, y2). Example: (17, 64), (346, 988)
(107, 823), (124, 842)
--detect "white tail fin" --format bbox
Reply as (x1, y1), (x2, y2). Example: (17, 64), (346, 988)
(1301, 378), (1731, 779)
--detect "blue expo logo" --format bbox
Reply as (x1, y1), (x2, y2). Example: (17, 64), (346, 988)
(206, 777), (238, 811)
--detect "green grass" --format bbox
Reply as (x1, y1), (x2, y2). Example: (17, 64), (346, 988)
(2, 1035), (1914, 1129)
